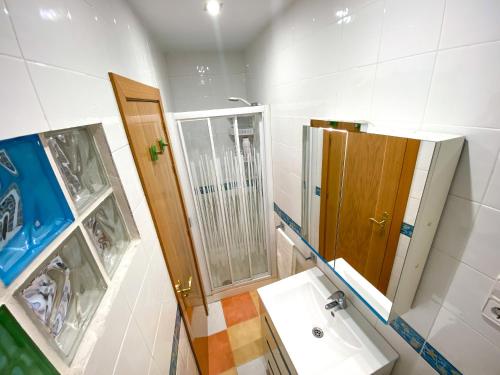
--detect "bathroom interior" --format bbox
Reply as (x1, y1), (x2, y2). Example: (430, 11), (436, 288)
(0, 0), (499, 374)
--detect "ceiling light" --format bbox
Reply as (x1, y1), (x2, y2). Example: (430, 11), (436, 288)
(205, 0), (222, 16)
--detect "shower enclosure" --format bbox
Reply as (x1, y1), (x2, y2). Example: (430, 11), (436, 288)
(174, 106), (274, 293)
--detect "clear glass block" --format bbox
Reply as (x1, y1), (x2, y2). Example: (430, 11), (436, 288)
(16, 229), (106, 363)
(46, 128), (109, 212)
(83, 194), (130, 276)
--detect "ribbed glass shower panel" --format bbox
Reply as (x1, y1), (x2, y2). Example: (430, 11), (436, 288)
(180, 114), (268, 290)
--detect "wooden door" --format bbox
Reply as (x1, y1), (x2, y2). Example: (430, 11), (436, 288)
(320, 131), (419, 294)
(318, 130), (347, 260)
(109, 73), (208, 373)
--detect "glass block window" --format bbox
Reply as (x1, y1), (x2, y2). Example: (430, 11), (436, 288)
(46, 128), (109, 212)
(0, 135), (73, 286)
(0, 305), (59, 375)
(83, 194), (130, 276)
(16, 229), (106, 363)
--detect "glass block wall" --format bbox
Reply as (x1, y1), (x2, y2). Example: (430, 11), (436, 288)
(0, 125), (138, 368)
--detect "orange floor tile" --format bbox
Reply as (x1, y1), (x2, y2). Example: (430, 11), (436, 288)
(207, 331), (235, 375)
(204, 288), (266, 374)
(221, 292), (258, 327)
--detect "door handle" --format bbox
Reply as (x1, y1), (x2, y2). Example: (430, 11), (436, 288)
(175, 276), (192, 297)
(369, 211), (390, 231)
(149, 138), (168, 161)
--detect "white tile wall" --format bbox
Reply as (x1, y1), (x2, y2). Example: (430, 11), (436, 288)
(0, 0), (21, 57)
(378, 0), (444, 61)
(166, 50), (248, 112)
(245, 0), (500, 372)
(0, 0), (193, 373)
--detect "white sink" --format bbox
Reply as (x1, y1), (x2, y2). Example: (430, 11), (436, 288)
(258, 267), (398, 375)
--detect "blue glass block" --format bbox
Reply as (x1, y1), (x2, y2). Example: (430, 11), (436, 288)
(0, 135), (74, 286)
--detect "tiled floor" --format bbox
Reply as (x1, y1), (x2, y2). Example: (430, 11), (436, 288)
(202, 290), (267, 375)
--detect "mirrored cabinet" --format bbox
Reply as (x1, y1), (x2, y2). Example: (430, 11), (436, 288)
(302, 121), (464, 321)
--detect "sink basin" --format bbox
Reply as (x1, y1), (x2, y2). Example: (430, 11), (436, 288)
(258, 267), (398, 374)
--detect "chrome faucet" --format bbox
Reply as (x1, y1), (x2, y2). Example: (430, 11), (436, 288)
(325, 290), (347, 311)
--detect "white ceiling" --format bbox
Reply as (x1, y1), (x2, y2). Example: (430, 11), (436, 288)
(126, 0), (294, 51)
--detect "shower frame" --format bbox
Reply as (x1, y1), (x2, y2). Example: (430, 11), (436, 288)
(171, 106), (276, 296)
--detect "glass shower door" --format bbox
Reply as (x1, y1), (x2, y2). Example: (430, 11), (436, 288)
(178, 112), (270, 290)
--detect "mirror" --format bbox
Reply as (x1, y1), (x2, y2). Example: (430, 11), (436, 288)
(301, 121), (464, 321)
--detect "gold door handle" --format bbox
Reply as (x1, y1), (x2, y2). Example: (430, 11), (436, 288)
(175, 276), (192, 297)
(369, 212), (390, 231)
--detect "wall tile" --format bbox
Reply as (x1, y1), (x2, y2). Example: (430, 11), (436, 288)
(441, 260), (499, 347)
(132, 255), (164, 352)
(336, 64), (376, 121)
(119, 239), (152, 310)
(415, 141), (435, 171)
(0, 55), (48, 140)
(484, 153), (500, 210)
(421, 124), (500, 203)
(288, 0), (344, 43)
(459, 205), (500, 279)
(114, 318), (152, 375)
(338, 0), (384, 70)
(6, 0), (113, 78)
(176, 323), (197, 375)
(375, 320), (436, 375)
(151, 303), (176, 375)
(84, 287), (132, 375)
(433, 195), (480, 258)
(415, 249), (459, 306)
(27, 62), (120, 130)
(379, 0), (444, 61)
(425, 42), (500, 129)
(148, 359), (162, 375)
(401, 291), (441, 339)
(427, 307), (500, 375)
(409, 169), (428, 200)
(371, 53), (435, 124)
(440, 0), (500, 49)
(166, 51), (249, 112)
(112, 145), (145, 211)
(102, 117), (129, 153)
(0, 0), (21, 57)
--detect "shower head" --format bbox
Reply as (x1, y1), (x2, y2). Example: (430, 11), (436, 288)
(227, 97), (253, 106)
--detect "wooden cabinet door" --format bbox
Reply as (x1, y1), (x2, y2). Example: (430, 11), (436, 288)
(322, 131), (419, 294)
(109, 73), (208, 373)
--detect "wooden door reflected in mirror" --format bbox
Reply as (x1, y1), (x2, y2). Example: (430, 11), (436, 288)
(303, 121), (419, 296)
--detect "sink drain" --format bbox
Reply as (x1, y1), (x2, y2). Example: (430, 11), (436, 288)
(312, 327), (324, 338)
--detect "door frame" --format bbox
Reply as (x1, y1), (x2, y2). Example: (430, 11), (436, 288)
(170, 106), (276, 297)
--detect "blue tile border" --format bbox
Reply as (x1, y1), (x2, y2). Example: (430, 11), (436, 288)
(390, 316), (425, 352)
(421, 342), (462, 375)
(273, 203), (301, 235)
(400, 222), (414, 237)
(273, 202), (462, 375)
(169, 304), (182, 375)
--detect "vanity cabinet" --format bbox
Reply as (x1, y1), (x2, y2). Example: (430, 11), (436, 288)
(258, 268), (398, 374)
(262, 311), (294, 375)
